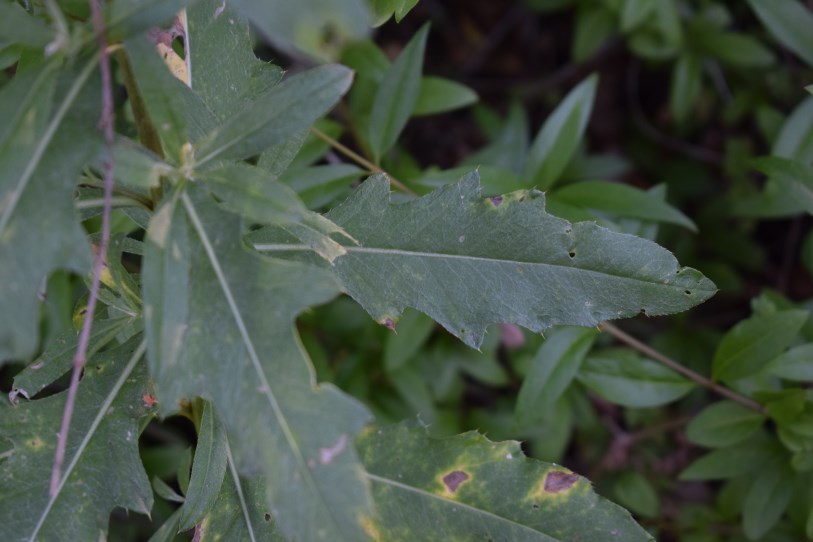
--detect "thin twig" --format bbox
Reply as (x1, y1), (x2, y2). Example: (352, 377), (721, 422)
(309, 126), (416, 196)
(599, 322), (766, 414)
(50, 0), (117, 496)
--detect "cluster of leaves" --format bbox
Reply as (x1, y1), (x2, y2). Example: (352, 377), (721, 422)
(1, 0), (813, 540)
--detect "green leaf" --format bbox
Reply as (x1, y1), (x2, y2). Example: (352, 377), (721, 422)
(124, 35), (218, 163)
(742, 460), (794, 540)
(369, 0), (420, 25)
(0, 338), (153, 541)
(106, 0), (190, 42)
(768, 343), (813, 381)
(516, 326), (597, 425)
(143, 189), (373, 541)
(747, 0), (813, 69)
(0, 59), (100, 362)
(384, 308), (435, 372)
(464, 101), (529, 174)
(551, 180), (697, 231)
(413, 76), (478, 116)
(111, 138), (173, 190)
(251, 172), (716, 349)
(712, 309), (808, 382)
(774, 96), (813, 160)
(186, 0), (284, 121)
(686, 400), (765, 448)
(753, 156), (813, 215)
(277, 163), (365, 210)
(693, 30), (775, 68)
(357, 422), (653, 541)
(525, 74), (598, 190)
(179, 401), (228, 530)
(669, 52), (702, 125)
(620, 0), (656, 33)
(0, 1), (52, 49)
(681, 433), (784, 480)
(578, 348), (696, 407)
(195, 64), (353, 165)
(572, 4), (615, 62)
(229, 0), (370, 60)
(367, 24), (429, 162)
(9, 317), (139, 402)
(152, 476), (186, 503)
(613, 472), (660, 518)
(197, 466), (287, 541)
(144, 191), (190, 373)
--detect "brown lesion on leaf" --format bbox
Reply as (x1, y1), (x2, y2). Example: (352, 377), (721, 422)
(488, 196), (503, 208)
(543, 470), (580, 493)
(27, 436), (44, 451)
(442, 470), (470, 493)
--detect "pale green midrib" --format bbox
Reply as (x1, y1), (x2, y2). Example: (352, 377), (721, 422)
(225, 439), (258, 542)
(252, 243), (715, 294)
(182, 194), (350, 539)
(365, 473), (558, 541)
(0, 55), (98, 235)
(29, 339), (147, 541)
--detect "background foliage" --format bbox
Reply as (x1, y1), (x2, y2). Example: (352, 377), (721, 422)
(3, 0), (813, 540)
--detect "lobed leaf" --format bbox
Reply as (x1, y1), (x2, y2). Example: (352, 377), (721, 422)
(0, 59), (101, 362)
(0, 338), (153, 541)
(356, 421), (654, 541)
(251, 172), (716, 349)
(143, 188), (373, 541)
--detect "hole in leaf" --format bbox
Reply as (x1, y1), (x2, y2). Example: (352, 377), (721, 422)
(264, 513), (272, 522)
(568, 251), (575, 258)
(684, 290), (691, 295)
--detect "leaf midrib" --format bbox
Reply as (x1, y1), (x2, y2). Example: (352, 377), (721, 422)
(366, 473), (559, 541)
(252, 243), (714, 294)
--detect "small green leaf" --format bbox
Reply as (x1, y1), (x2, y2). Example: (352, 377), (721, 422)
(620, 0), (656, 32)
(753, 156), (813, 215)
(384, 308), (435, 372)
(768, 343), (813, 381)
(413, 76), (478, 116)
(571, 4), (615, 62)
(551, 180), (697, 231)
(369, 0), (420, 25)
(742, 460), (794, 540)
(277, 163), (365, 210)
(693, 30), (775, 68)
(195, 64), (353, 165)
(681, 433), (784, 480)
(686, 400), (765, 448)
(179, 401), (228, 530)
(251, 172), (716, 349)
(357, 422), (653, 540)
(516, 326), (597, 425)
(712, 309), (808, 382)
(111, 138), (173, 190)
(525, 74), (598, 190)
(578, 348), (695, 408)
(773, 96), (813, 159)
(669, 52), (702, 125)
(367, 24), (429, 162)
(152, 476), (186, 503)
(747, 0), (813, 68)
(613, 472), (660, 518)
